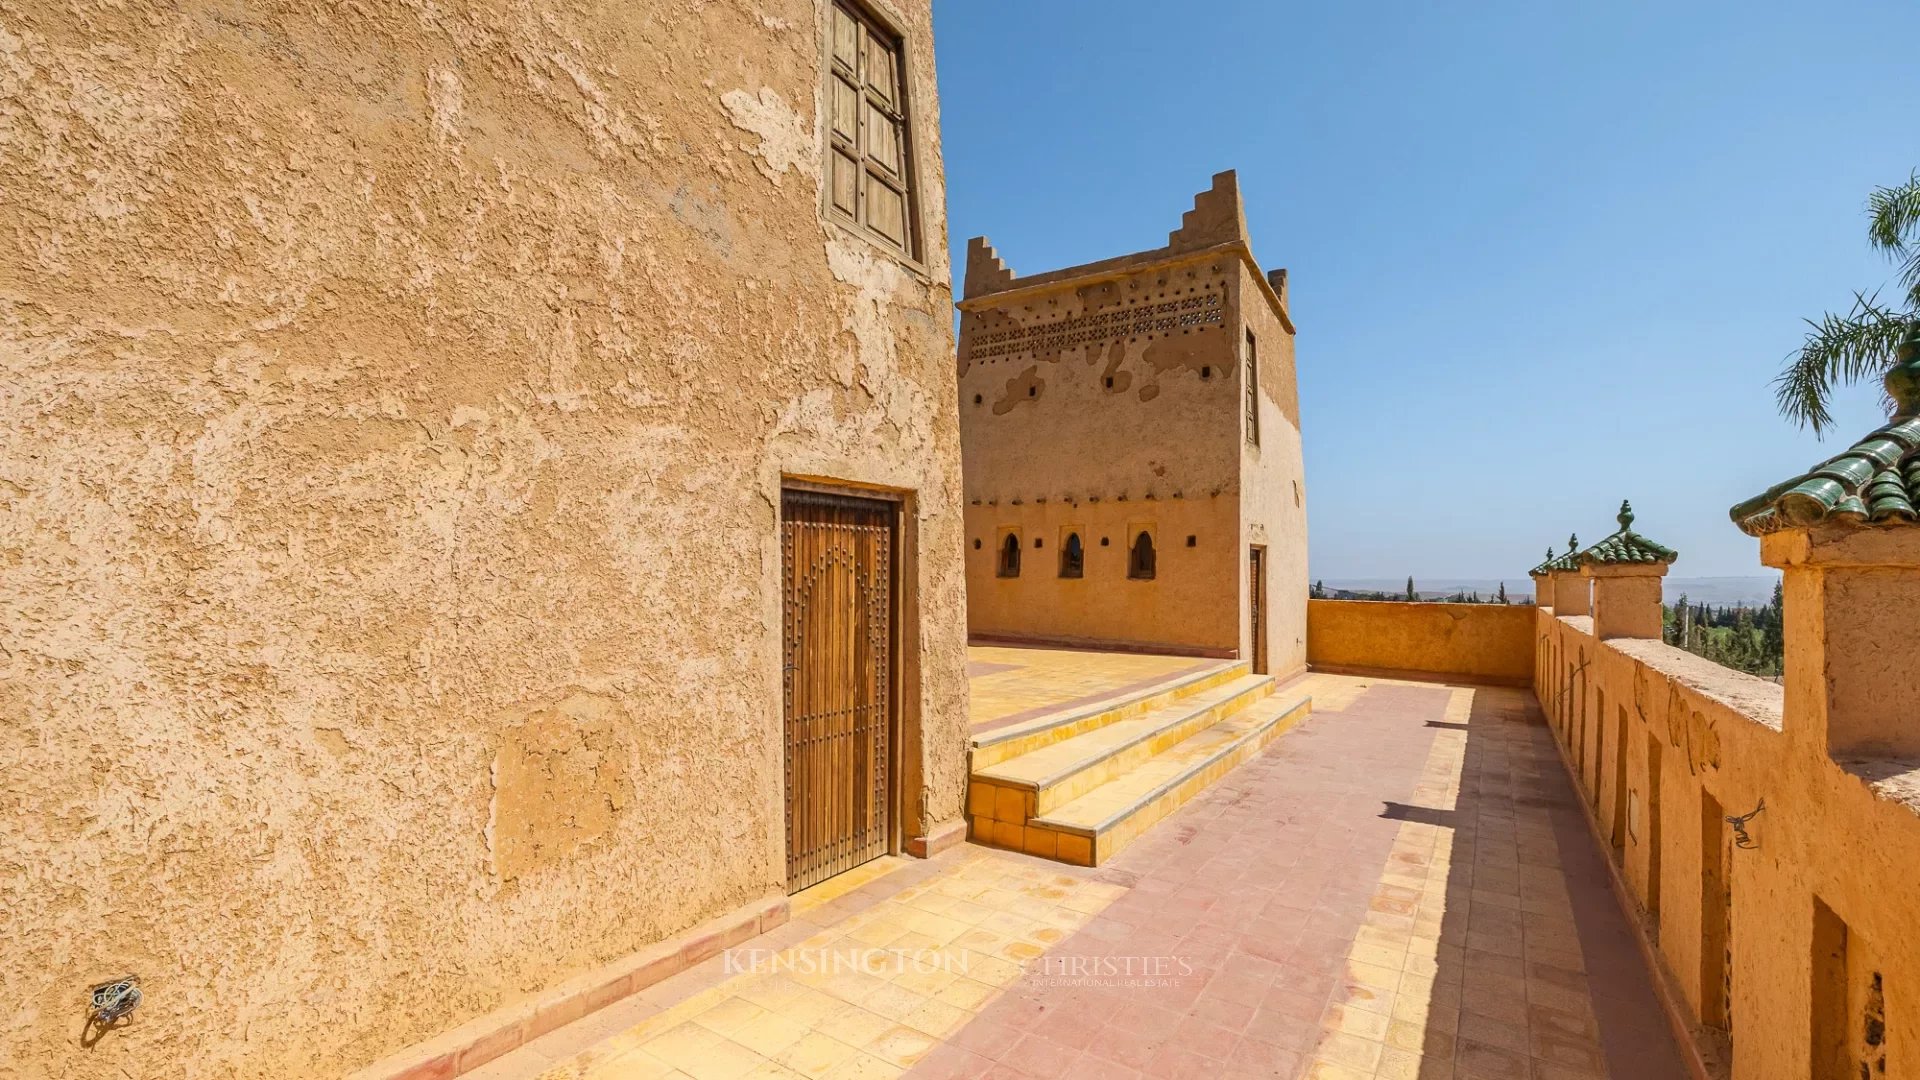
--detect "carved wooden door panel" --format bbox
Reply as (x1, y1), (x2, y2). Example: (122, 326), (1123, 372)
(781, 488), (894, 893)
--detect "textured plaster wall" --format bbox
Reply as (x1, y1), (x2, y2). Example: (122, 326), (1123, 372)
(957, 258), (1242, 499)
(961, 499), (1239, 654)
(1764, 526), (1920, 759)
(957, 257), (1244, 652)
(1535, 603), (1920, 1079)
(1589, 569), (1665, 641)
(1307, 600), (1533, 684)
(1235, 261), (1307, 679)
(0, 1), (967, 1076)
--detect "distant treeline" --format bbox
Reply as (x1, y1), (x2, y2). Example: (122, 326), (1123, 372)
(1310, 578), (1523, 605)
(1665, 581), (1784, 677)
(1308, 578), (1786, 678)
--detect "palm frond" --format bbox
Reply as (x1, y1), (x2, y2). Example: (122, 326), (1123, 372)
(1867, 172), (1920, 303)
(1772, 292), (1912, 433)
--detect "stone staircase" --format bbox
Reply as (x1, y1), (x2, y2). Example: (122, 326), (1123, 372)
(967, 661), (1311, 866)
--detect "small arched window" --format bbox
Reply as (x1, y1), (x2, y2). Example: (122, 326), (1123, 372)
(1059, 533), (1084, 578)
(1128, 531), (1156, 580)
(998, 533), (1021, 578)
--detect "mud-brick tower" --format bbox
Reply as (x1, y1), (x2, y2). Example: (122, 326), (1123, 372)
(957, 171), (1307, 678)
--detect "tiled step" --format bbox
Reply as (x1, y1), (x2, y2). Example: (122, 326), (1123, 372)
(1032, 692), (1312, 866)
(972, 674), (1274, 820)
(970, 659), (1246, 770)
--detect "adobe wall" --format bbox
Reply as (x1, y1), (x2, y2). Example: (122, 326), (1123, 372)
(962, 497), (1240, 654)
(958, 254), (1245, 653)
(1306, 600), (1533, 685)
(1535, 611), (1920, 1079)
(0, 2), (967, 1077)
(1237, 260), (1309, 678)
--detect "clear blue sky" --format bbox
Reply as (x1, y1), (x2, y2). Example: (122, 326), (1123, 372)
(933, 1), (1919, 579)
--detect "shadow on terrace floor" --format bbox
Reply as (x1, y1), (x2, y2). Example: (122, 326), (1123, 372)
(905, 672), (1693, 1080)
(1381, 683), (1689, 1080)
(478, 672), (1692, 1080)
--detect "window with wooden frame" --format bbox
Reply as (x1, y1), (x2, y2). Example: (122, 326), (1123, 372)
(1244, 330), (1260, 447)
(827, 2), (916, 257)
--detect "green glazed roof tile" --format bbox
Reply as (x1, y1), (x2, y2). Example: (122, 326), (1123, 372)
(1581, 531), (1678, 565)
(1535, 534), (1582, 574)
(1730, 418), (1920, 536)
(1529, 547), (1558, 576)
(1867, 468), (1917, 522)
(1857, 435), (1910, 463)
(1819, 456), (1880, 488)
(1576, 502), (1677, 567)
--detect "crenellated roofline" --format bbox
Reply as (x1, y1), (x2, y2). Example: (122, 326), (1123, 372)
(958, 171), (1294, 335)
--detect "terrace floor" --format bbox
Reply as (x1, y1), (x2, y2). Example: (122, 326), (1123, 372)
(966, 644), (1224, 733)
(473, 671), (1688, 1080)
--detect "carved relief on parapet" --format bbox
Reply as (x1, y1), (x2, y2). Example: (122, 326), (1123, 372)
(1634, 666), (1654, 724)
(1666, 683), (1722, 774)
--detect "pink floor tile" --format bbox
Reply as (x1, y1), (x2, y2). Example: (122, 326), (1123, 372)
(907, 680), (1690, 1080)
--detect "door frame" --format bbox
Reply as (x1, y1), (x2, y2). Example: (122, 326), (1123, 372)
(779, 479), (905, 884)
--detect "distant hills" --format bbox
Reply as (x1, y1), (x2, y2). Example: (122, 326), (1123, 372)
(1315, 575), (1780, 608)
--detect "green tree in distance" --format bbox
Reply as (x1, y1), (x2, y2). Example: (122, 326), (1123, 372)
(1659, 587), (1785, 677)
(1776, 173), (1920, 433)
(1759, 579), (1786, 673)
(1405, 576), (1417, 602)
(1666, 592), (1690, 645)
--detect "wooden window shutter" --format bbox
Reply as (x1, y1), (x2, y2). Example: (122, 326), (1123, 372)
(828, 2), (915, 256)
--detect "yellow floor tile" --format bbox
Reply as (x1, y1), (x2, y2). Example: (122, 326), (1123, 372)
(690, 998), (769, 1039)
(967, 645), (1218, 730)
(730, 1014), (810, 1058)
(862, 1025), (937, 1068)
(932, 977), (996, 1012)
(816, 1053), (902, 1080)
(813, 1004), (897, 1048)
(773, 1032), (863, 1079)
(578, 1048), (680, 1080)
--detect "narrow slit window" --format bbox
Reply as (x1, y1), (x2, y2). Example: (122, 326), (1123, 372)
(1128, 531), (1156, 580)
(997, 533), (1021, 578)
(1244, 330), (1260, 446)
(826, 1), (917, 258)
(1059, 533), (1084, 578)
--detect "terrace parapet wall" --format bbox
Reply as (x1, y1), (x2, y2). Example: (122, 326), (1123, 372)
(1305, 599), (1532, 686)
(1532, 494), (1920, 1078)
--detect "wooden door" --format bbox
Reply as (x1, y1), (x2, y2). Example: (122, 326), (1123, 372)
(1248, 547), (1267, 675)
(781, 488), (894, 893)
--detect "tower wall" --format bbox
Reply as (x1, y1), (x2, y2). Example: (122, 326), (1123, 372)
(956, 173), (1305, 661)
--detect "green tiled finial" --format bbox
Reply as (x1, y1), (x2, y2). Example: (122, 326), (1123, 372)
(1617, 500), (1634, 532)
(1546, 546), (1554, 562)
(1567, 533), (1578, 554)
(1888, 323), (1920, 419)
